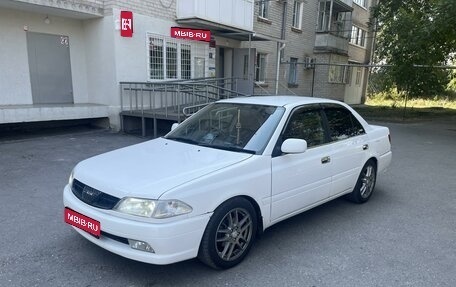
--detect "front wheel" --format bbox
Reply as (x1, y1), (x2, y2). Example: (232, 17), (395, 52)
(347, 159), (377, 203)
(198, 197), (257, 269)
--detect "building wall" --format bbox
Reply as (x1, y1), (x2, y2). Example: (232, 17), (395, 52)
(346, 0), (376, 103)
(104, 0), (176, 20)
(247, 0), (320, 96)
(0, 8), (89, 105)
(83, 16), (117, 106)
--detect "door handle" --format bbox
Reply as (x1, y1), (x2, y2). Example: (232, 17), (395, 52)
(321, 156), (331, 164)
(362, 144), (369, 150)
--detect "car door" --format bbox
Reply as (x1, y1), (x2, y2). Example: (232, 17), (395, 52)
(322, 104), (369, 197)
(271, 105), (332, 222)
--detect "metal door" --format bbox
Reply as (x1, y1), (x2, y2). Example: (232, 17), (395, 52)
(27, 32), (73, 104)
(233, 48), (255, 95)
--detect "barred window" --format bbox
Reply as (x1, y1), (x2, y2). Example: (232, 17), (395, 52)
(166, 42), (178, 79)
(149, 38), (164, 80)
(181, 44), (191, 79)
(147, 34), (208, 81)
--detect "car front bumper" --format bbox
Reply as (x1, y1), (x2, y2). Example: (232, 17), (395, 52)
(63, 185), (211, 265)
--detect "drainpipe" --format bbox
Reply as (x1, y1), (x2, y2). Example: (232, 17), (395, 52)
(275, 0), (288, 95)
(275, 43), (286, 94)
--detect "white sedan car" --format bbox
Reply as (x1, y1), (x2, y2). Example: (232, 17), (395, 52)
(63, 96), (392, 269)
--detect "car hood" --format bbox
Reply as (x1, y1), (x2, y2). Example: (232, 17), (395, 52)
(73, 138), (253, 199)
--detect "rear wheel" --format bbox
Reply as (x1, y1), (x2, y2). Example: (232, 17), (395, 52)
(347, 159), (377, 203)
(198, 197), (257, 269)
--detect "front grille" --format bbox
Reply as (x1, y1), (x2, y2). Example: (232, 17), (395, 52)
(72, 179), (120, 209)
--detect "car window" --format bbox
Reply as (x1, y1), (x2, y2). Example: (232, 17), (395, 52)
(165, 103), (285, 154)
(283, 108), (325, 148)
(324, 106), (365, 141)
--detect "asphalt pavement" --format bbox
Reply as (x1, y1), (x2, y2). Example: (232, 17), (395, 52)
(0, 120), (455, 287)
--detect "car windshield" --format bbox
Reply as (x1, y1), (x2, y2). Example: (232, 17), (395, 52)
(165, 102), (285, 154)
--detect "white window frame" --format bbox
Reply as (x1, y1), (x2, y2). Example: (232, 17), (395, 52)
(255, 53), (267, 83)
(292, 1), (304, 29)
(350, 25), (367, 48)
(259, 0), (269, 19)
(328, 55), (348, 84)
(147, 33), (209, 81)
(353, 0), (367, 9)
(288, 58), (298, 85)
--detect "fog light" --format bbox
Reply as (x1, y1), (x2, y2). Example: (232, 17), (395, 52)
(128, 239), (155, 253)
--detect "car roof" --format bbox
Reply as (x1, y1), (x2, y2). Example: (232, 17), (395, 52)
(218, 95), (343, 108)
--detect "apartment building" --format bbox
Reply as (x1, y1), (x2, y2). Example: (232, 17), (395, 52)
(249, 0), (376, 103)
(0, 0), (376, 129)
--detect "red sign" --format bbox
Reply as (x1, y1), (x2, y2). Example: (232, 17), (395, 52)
(64, 208), (101, 237)
(171, 27), (211, 42)
(120, 11), (133, 37)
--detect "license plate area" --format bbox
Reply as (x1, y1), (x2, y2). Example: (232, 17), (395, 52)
(64, 207), (101, 238)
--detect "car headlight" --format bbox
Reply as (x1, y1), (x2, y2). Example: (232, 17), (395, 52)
(114, 197), (192, 219)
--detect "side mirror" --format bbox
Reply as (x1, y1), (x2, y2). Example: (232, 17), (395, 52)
(171, 123), (179, 131)
(281, 138), (307, 154)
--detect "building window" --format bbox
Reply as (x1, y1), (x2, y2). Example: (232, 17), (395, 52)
(194, 57), (205, 79)
(353, 0), (367, 8)
(255, 53), (267, 83)
(181, 44), (191, 79)
(148, 34), (208, 81)
(355, 67), (362, 86)
(288, 58), (298, 85)
(317, 1), (352, 38)
(166, 42), (178, 79)
(328, 55), (348, 84)
(350, 26), (367, 47)
(259, 1), (269, 19)
(149, 38), (164, 80)
(292, 1), (303, 29)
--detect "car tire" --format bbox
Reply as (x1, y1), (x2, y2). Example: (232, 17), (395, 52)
(198, 197), (257, 269)
(347, 159), (377, 204)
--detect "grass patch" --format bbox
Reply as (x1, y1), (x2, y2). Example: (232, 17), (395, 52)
(366, 97), (456, 110)
(353, 105), (456, 122)
(355, 91), (456, 122)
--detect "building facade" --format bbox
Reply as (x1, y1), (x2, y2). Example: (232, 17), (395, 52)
(0, 0), (376, 129)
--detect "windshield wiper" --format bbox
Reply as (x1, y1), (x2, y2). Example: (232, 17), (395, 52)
(198, 143), (256, 154)
(165, 136), (200, 146)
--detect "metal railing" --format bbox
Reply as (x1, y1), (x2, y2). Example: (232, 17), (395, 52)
(253, 79), (298, 96)
(119, 78), (247, 136)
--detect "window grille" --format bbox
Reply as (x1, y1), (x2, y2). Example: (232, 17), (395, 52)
(181, 44), (191, 79)
(149, 38), (164, 80)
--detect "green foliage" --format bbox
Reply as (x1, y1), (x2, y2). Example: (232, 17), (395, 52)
(372, 0), (456, 98)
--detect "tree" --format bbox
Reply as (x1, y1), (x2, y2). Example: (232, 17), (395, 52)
(372, 0), (456, 97)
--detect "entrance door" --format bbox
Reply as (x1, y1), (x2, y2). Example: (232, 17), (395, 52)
(27, 32), (73, 104)
(233, 48), (255, 95)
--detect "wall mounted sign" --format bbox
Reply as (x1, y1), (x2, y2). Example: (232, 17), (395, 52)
(171, 27), (211, 42)
(120, 11), (133, 37)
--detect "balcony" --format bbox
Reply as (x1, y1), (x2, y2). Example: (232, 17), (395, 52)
(176, 0), (254, 34)
(0, 0), (103, 18)
(314, 33), (349, 54)
(337, 0), (353, 9)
